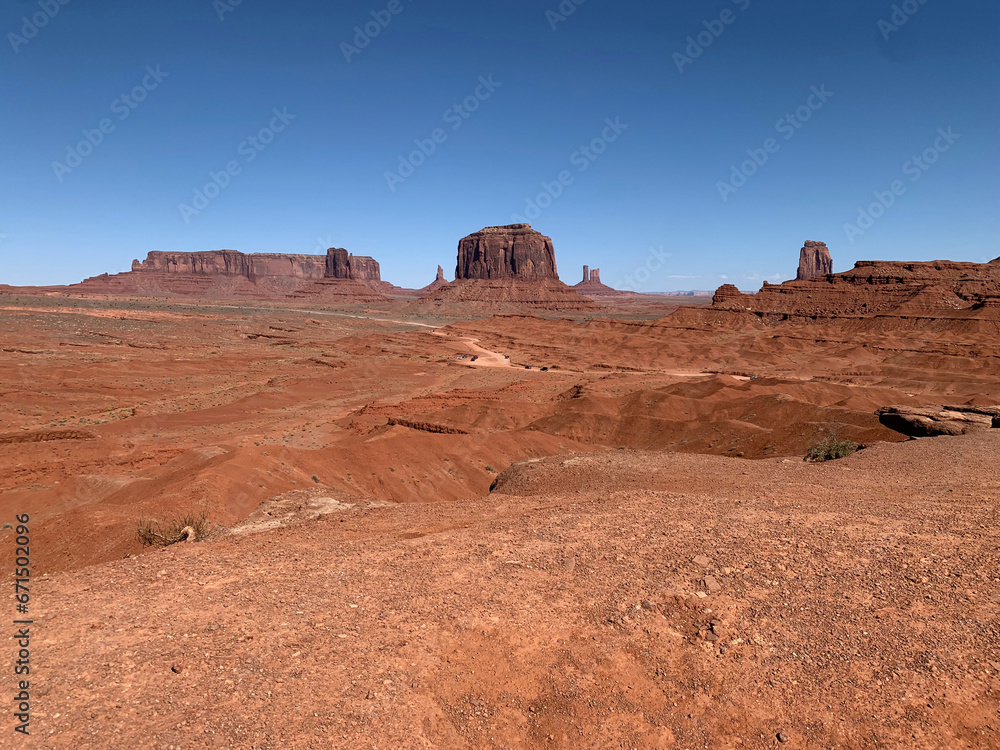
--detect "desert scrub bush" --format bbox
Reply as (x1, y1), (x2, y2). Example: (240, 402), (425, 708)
(136, 514), (208, 547)
(806, 433), (859, 462)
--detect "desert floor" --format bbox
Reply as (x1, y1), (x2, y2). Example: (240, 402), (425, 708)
(2, 294), (999, 748)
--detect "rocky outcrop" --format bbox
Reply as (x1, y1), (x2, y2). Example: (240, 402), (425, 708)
(712, 257), (1000, 319)
(712, 284), (745, 307)
(877, 405), (1000, 437)
(455, 225), (558, 281)
(591, 268), (601, 284)
(325, 248), (381, 282)
(796, 241), (833, 280)
(436, 265), (445, 283)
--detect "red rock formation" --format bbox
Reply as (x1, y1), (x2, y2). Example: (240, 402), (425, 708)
(711, 257), (1000, 319)
(877, 405), (1000, 437)
(591, 268), (601, 284)
(325, 248), (381, 282)
(583, 265), (590, 283)
(36, 247), (395, 301)
(796, 241), (833, 280)
(418, 266), (450, 296)
(455, 225), (558, 281)
(133, 250), (326, 281)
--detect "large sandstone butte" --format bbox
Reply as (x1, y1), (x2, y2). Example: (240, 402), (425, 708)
(796, 240), (833, 280)
(712, 256), (1000, 320)
(455, 224), (558, 281)
(419, 225), (600, 311)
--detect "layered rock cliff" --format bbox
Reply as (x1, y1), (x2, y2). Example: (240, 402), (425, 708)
(455, 225), (558, 281)
(132, 251), (326, 281)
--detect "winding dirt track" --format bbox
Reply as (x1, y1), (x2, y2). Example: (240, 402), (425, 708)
(431, 330), (512, 368)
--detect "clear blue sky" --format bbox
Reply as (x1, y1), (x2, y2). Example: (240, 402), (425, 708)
(2, 0), (998, 291)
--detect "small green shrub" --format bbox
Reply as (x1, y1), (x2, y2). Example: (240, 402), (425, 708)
(137, 514), (208, 547)
(806, 433), (858, 463)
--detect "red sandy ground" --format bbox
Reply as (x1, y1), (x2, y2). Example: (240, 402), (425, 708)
(1, 293), (999, 748)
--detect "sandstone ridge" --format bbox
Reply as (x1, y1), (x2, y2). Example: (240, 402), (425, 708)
(712, 257), (1000, 319)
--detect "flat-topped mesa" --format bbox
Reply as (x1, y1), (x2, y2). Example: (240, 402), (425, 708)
(455, 224), (558, 281)
(796, 241), (833, 280)
(132, 250), (326, 280)
(325, 248), (381, 281)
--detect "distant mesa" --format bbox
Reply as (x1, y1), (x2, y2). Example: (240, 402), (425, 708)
(796, 240), (833, 280)
(455, 224), (558, 281)
(419, 225), (600, 311)
(53, 247), (394, 301)
(132, 249), (326, 281)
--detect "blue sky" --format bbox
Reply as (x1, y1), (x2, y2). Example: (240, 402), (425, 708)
(2, 0), (998, 291)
